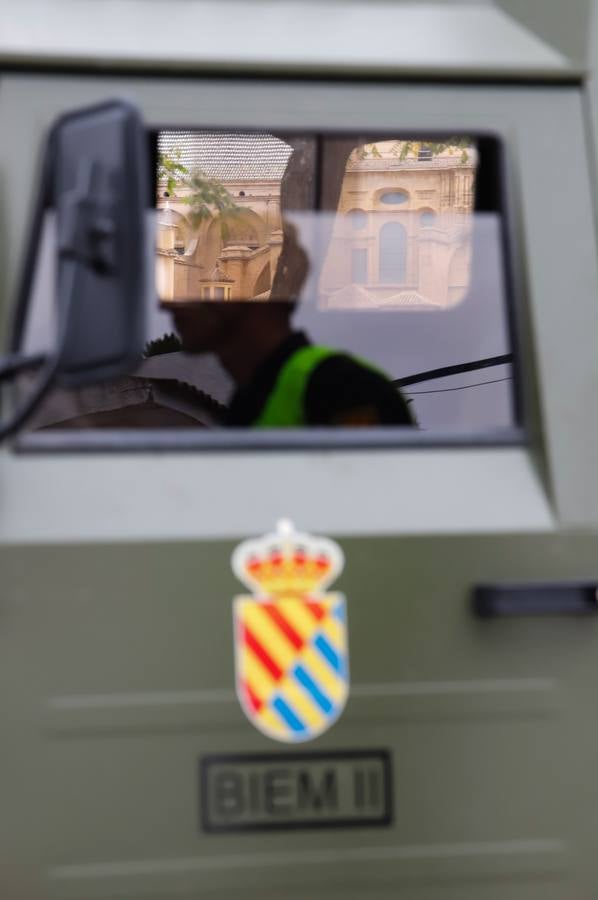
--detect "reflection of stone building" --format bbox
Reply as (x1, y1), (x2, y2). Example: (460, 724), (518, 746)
(156, 132), (292, 301)
(321, 142), (477, 308)
(156, 133), (476, 308)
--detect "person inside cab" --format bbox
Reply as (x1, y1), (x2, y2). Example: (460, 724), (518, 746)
(169, 222), (414, 428)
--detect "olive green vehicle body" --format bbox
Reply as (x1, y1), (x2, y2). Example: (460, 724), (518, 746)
(3, 2), (598, 898)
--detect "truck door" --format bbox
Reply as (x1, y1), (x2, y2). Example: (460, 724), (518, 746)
(1, 74), (598, 900)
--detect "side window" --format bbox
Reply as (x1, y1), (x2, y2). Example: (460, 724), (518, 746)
(18, 130), (515, 440)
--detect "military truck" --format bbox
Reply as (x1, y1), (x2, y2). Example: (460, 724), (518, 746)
(2, 2), (598, 898)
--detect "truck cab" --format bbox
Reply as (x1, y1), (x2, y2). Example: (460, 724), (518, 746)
(2, 2), (598, 898)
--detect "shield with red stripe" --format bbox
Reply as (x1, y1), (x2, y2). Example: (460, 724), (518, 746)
(234, 593), (349, 742)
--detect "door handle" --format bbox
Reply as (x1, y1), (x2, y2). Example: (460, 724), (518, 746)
(473, 583), (598, 618)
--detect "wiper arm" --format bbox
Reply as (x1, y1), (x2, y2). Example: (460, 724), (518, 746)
(395, 353), (513, 388)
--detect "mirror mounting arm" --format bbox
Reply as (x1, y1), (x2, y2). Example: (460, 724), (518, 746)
(0, 352), (60, 441)
(0, 353), (46, 381)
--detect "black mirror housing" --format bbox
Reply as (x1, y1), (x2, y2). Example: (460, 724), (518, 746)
(50, 100), (150, 385)
(0, 99), (151, 440)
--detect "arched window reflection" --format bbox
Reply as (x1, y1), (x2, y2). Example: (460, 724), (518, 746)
(347, 208), (367, 230)
(420, 209), (437, 227)
(379, 222), (407, 284)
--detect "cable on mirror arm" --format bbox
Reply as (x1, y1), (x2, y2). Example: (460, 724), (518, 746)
(0, 353), (46, 380)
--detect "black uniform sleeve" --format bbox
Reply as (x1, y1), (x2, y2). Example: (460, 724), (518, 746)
(304, 355), (415, 426)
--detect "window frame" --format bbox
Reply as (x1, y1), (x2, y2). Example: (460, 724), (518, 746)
(11, 124), (522, 453)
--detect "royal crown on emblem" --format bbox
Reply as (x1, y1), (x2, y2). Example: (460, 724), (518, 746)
(232, 519), (344, 599)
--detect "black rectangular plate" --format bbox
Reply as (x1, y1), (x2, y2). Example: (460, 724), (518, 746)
(200, 748), (393, 833)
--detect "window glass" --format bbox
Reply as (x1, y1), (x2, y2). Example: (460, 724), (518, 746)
(18, 131), (515, 437)
(379, 191), (409, 205)
(348, 209), (367, 231)
(378, 222), (407, 284)
(351, 248), (368, 284)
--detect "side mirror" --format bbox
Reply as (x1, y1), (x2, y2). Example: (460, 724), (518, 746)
(1, 99), (151, 439)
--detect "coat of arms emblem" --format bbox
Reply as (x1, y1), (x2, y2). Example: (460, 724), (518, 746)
(232, 519), (349, 743)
